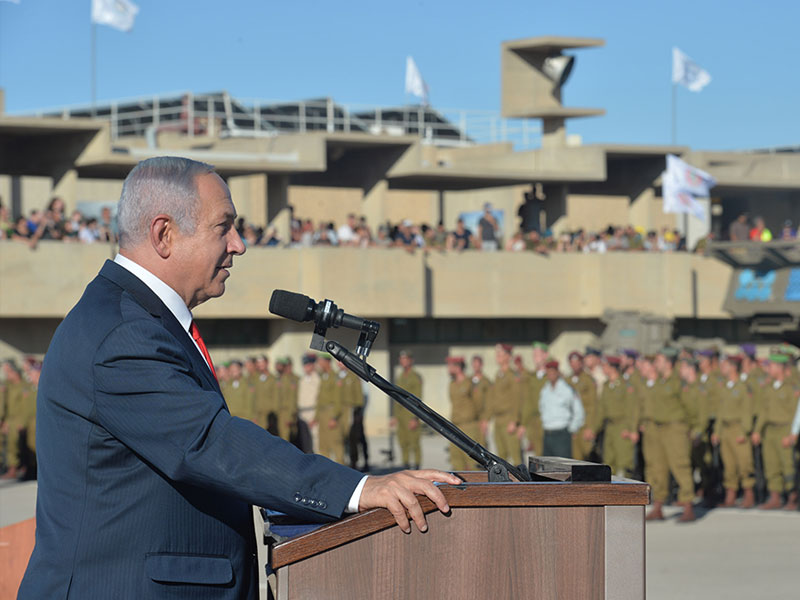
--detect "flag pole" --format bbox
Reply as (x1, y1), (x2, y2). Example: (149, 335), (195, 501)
(671, 83), (677, 145)
(91, 21), (97, 117)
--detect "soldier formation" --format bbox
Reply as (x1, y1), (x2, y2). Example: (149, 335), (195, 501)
(445, 342), (800, 523)
(214, 353), (369, 470)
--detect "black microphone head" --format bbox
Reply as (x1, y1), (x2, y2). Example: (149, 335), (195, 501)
(269, 290), (313, 322)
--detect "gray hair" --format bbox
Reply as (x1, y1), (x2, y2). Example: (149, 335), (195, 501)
(117, 156), (216, 248)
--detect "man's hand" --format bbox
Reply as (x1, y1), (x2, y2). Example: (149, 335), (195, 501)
(751, 432), (761, 446)
(479, 420), (489, 436)
(328, 418), (338, 430)
(583, 429), (595, 442)
(389, 417), (397, 429)
(506, 421), (517, 434)
(782, 435), (795, 448)
(710, 433), (719, 446)
(358, 470), (461, 534)
(628, 431), (640, 444)
(408, 419), (419, 431)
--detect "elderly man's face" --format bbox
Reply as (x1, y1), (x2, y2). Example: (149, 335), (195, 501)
(171, 173), (245, 309)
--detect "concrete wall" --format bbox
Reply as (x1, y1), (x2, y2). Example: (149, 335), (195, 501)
(0, 243), (731, 320)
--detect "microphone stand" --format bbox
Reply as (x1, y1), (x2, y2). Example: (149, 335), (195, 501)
(321, 338), (530, 483)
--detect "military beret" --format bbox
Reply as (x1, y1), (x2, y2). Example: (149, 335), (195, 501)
(696, 349), (715, 359)
(283, 355), (293, 364)
(622, 349), (640, 359)
(532, 341), (549, 351)
(568, 351), (583, 361)
(545, 359), (559, 370)
(301, 353), (317, 365)
(722, 354), (743, 365)
(604, 355), (622, 367)
(399, 350), (414, 359)
(739, 344), (756, 358)
(680, 356), (699, 368)
(275, 357), (289, 365)
(769, 353), (790, 364)
(446, 356), (465, 366)
(318, 353), (332, 361)
(230, 359), (243, 367)
(498, 343), (513, 354)
(777, 344), (798, 358)
(585, 346), (601, 356)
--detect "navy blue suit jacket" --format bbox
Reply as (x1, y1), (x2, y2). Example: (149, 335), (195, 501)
(19, 260), (363, 599)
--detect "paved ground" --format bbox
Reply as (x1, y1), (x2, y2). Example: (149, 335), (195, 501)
(4, 431), (799, 599)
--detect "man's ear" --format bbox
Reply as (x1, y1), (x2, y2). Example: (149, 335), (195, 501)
(150, 214), (173, 258)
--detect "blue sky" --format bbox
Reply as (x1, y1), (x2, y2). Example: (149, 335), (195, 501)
(1, 0), (798, 150)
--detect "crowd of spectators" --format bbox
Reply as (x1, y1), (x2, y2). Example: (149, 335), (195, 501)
(0, 197), (117, 249)
(3, 197), (796, 255)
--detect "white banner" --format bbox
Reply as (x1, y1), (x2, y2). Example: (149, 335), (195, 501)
(662, 154), (716, 221)
(405, 56), (429, 105)
(672, 47), (711, 92)
(92, 0), (139, 32)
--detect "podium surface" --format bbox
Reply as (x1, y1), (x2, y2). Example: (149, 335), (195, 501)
(267, 470), (649, 600)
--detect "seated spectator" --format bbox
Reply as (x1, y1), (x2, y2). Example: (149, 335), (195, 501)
(447, 219), (474, 251)
(780, 220), (795, 241)
(355, 223), (373, 248)
(78, 218), (101, 244)
(242, 224), (259, 247)
(478, 203), (500, 251)
(693, 232), (714, 253)
(643, 230), (658, 251)
(393, 219), (417, 248)
(525, 230), (549, 255)
(337, 213), (358, 246)
(585, 232), (607, 253)
(313, 221), (335, 246)
(505, 229), (526, 252)
(98, 206), (118, 243)
(749, 216), (773, 241)
(431, 222), (448, 249)
(626, 226), (645, 250)
(12, 216), (35, 243)
(729, 213), (750, 241)
(374, 224), (392, 247)
(263, 226), (281, 247)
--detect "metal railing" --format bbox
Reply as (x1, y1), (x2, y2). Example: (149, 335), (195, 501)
(20, 91), (542, 149)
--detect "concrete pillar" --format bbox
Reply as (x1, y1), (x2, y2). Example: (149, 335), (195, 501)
(52, 169), (78, 214)
(361, 179), (388, 230)
(266, 174), (290, 242)
(541, 117), (566, 149)
(228, 174), (267, 227)
(542, 183), (568, 230)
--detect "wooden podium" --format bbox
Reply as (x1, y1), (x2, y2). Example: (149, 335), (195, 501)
(265, 461), (649, 600)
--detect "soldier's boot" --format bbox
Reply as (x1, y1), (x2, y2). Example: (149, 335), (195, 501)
(783, 491), (798, 511)
(721, 488), (737, 508)
(677, 502), (696, 523)
(645, 501), (665, 521)
(740, 488), (756, 509)
(758, 491), (783, 510)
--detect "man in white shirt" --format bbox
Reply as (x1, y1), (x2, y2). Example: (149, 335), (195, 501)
(539, 360), (585, 458)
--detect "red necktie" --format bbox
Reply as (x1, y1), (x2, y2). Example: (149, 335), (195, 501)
(190, 320), (217, 381)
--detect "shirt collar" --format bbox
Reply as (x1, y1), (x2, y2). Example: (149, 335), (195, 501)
(114, 253), (193, 333)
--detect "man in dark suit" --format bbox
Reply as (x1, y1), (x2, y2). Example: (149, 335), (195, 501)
(19, 157), (457, 599)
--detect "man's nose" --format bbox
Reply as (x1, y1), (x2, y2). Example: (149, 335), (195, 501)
(228, 228), (246, 255)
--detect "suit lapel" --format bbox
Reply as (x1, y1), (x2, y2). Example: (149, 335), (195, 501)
(98, 260), (223, 396)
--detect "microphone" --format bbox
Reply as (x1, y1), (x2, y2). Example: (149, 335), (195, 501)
(269, 290), (380, 356)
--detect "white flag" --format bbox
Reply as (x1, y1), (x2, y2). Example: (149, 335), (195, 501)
(92, 0), (139, 32)
(662, 154), (716, 221)
(405, 56), (429, 105)
(672, 47), (711, 92)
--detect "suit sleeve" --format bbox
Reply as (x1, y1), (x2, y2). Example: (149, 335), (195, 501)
(92, 318), (363, 520)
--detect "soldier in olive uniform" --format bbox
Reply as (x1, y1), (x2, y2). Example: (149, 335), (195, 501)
(447, 356), (481, 471)
(524, 342), (549, 456)
(223, 360), (255, 422)
(314, 354), (345, 463)
(337, 361), (367, 470)
(585, 356), (635, 476)
(251, 355), (278, 432)
(632, 356), (658, 486)
(471, 356), (492, 447)
(487, 344), (522, 465)
(569, 351), (598, 461)
(694, 349), (722, 500)
(276, 357), (300, 443)
(712, 355), (756, 508)
(752, 353), (799, 510)
(645, 348), (698, 523)
(1, 360), (37, 479)
(392, 350), (423, 468)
